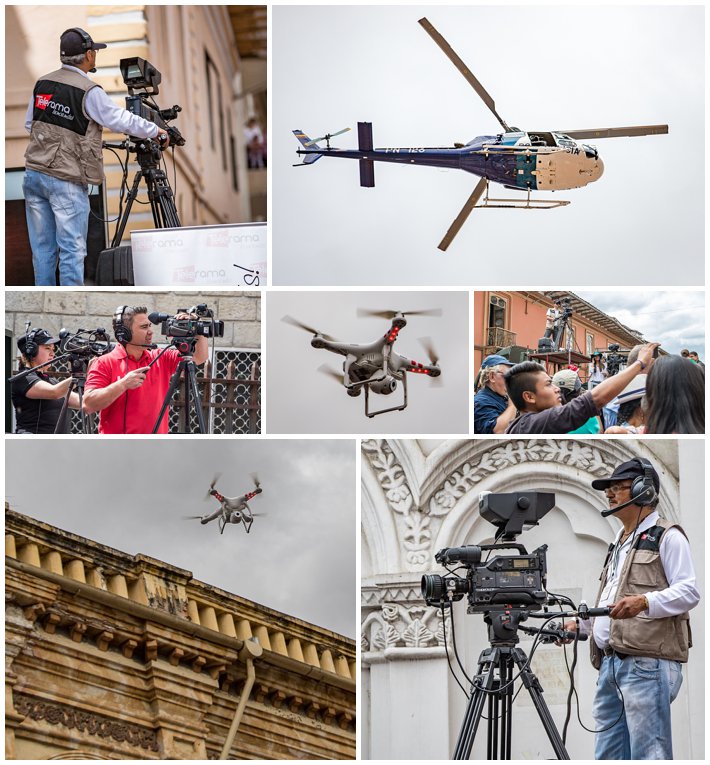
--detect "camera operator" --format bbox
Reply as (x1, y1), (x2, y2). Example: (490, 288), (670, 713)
(473, 354), (516, 434)
(562, 459), (699, 760)
(503, 342), (659, 434)
(11, 329), (80, 434)
(83, 306), (208, 434)
(23, 28), (170, 286)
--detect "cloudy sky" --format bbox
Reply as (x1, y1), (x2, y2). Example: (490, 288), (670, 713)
(575, 289), (705, 359)
(273, 5), (703, 286)
(5, 440), (356, 638)
(265, 291), (470, 433)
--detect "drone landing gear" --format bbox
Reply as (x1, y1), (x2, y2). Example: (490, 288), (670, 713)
(219, 516), (227, 535)
(365, 373), (408, 418)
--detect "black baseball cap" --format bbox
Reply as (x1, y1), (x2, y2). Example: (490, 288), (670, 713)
(17, 329), (60, 355)
(591, 459), (660, 494)
(60, 28), (107, 57)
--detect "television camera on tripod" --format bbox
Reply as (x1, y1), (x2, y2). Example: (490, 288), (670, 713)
(421, 491), (610, 760)
(97, 57), (186, 284)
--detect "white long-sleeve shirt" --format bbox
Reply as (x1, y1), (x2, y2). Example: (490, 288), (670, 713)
(591, 510), (700, 649)
(25, 65), (159, 139)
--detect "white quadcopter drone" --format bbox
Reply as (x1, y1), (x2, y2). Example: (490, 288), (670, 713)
(184, 473), (264, 534)
(283, 308), (442, 417)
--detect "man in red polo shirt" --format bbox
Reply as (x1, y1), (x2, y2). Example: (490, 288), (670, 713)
(83, 305), (209, 434)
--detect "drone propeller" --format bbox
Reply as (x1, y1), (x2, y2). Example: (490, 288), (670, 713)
(181, 515), (204, 520)
(418, 336), (440, 367)
(418, 17), (511, 133)
(250, 512), (267, 517)
(304, 127), (351, 147)
(438, 175), (488, 251)
(557, 125), (669, 140)
(204, 472), (222, 501)
(356, 308), (443, 319)
(317, 364), (343, 384)
(282, 315), (338, 342)
(250, 472), (261, 490)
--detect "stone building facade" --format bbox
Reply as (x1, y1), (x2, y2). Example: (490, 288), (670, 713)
(361, 439), (704, 760)
(6, 509), (355, 759)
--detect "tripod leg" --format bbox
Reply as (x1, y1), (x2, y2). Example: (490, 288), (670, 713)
(153, 363), (183, 434)
(453, 653), (498, 760)
(111, 170), (144, 247)
(186, 362), (208, 433)
(54, 379), (76, 434)
(513, 648), (570, 759)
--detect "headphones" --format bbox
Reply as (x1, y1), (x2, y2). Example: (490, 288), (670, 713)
(629, 458), (658, 507)
(601, 458), (658, 516)
(23, 324), (42, 360)
(64, 27), (93, 52)
(113, 306), (132, 345)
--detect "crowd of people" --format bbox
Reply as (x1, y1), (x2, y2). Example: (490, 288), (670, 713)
(474, 345), (705, 435)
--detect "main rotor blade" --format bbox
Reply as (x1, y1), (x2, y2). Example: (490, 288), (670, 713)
(357, 308), (442, 319)
(438, 176), (488, 252)
(558, 125), (669, 140)
(281, 315), (337, 342)
(419, 17), (510, 132)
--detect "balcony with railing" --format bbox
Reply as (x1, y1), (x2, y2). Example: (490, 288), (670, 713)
(486, 326), (517, 350)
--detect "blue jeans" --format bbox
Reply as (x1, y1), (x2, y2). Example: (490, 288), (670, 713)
(23, 169), (90, 285)
(594, 654), (683, 759)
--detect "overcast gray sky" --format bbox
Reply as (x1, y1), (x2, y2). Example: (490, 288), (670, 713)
(5, 440), (356, 638)
(575, 289), (705, 359)
(273, 5), (703, 286)
(266, 291), (469, 433)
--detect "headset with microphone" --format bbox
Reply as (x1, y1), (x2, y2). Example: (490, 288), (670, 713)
(600, 458), (658, 517)
(112, 306), (157, 349)
(62, 27), (103, 72)
(23, 323), (42, 361)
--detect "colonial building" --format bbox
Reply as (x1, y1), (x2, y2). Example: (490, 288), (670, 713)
(361, 439), (704, 760)
(6, 509), (355, 759)
(474, 291), (646, 380)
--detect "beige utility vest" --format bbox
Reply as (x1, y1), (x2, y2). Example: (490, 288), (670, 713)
(590, 518), (692, 670)
(24, 68), (104, 186)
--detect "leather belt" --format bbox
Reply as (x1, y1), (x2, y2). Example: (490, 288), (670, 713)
(602, 647), (628, 660)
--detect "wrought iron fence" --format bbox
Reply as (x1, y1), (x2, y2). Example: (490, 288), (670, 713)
(39, 349), (261, 434)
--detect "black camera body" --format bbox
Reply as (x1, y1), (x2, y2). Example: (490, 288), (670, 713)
(59, 328), (112, 358)
(119, 57), (186, 147)
(422, 543), (548, 613)
(154, 304), (225, 340)
(422, 491), (555, 613)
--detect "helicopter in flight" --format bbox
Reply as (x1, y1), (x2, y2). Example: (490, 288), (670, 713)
(184, 473), (264, 534)
(283, 308), (442, 418)
(293, 17), (668, 251)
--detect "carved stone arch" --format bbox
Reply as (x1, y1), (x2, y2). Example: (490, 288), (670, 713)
(426, 440), (679, 555)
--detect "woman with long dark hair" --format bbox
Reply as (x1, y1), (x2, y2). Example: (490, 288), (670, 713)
(644, 355), (704, 434)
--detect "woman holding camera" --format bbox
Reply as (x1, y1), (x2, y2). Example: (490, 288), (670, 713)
(11, 328), (80, 434)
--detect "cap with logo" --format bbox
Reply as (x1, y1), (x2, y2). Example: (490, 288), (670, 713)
(60, 28), (107, 57)
(591, 458), (660, 494)
(17, 329), (60, 355)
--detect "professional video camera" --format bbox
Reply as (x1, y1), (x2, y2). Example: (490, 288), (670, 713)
(605, 343), (626, 376)
(149, 304), (225, 339)
(58, 327), (113, 358)
(120, 57), (185, 147)
(421, 492), (554, 613)
(99, 58), (186, 274)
